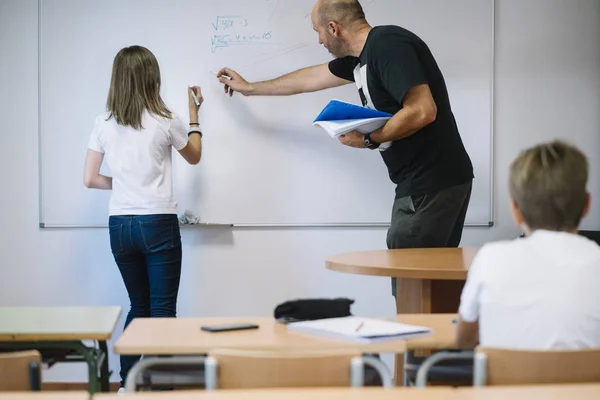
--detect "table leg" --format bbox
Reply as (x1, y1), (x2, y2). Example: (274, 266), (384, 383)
(430, 280), (465, 313)
(62, 341), (101, 394)
(394, 279), (465, 314)
(395, 278), (432, 314)
(80, 346), (99, 394)
(99, 341), (110, 392)
(393, 278), (466, 385)
(393, 278), (430, 384)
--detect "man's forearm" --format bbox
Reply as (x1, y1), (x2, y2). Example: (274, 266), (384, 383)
(370, 105), (436, 143)
(248, 68), (312, 96)
(246, 64), (345, 96)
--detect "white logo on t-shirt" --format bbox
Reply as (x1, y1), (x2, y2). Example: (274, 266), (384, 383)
(353, 64), (375, 108)
(352, 64), (392, 151)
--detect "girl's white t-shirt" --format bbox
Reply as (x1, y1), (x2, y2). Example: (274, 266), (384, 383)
(87, 111), (189, 216)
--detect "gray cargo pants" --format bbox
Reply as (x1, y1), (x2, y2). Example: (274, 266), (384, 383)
(388, 181), (472, 296)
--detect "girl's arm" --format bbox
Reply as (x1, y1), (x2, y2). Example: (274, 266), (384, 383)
(83, 149), (112, 189)
(177, 86), (203, 165)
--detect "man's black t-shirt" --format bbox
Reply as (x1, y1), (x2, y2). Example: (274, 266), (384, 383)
(329, 25), (474, 198)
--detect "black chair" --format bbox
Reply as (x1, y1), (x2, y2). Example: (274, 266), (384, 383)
(579, 230), (600, 245)
(518, 230), (600, 244)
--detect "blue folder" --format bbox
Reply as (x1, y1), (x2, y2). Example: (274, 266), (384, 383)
(313, 99), (392, 122)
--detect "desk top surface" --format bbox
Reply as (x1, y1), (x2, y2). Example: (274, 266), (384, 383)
(97, 387), (454, 400)
(458, 384), (600, 399)
(0, 306), (121, 341)
(94, 384), (600, 400)
(326, 248), (478, 280)
(0, 392), (88, 400)
(114, 316), (406, 355)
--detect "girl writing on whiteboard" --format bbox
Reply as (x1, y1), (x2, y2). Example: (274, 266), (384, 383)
(83, 45), (203, 391)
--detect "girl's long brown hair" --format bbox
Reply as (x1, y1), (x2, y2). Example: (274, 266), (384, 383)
(106, 46), (171, 129)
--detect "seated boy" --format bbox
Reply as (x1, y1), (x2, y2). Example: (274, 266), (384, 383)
(456, 140), (600, 349)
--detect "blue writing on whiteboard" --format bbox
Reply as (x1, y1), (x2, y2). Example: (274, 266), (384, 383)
(212, 16), (249, 31)
(211, 31), (274, 53)
(210, 15), (274, 53)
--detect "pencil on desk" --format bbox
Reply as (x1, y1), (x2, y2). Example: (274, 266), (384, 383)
(355, 321), (364, 332)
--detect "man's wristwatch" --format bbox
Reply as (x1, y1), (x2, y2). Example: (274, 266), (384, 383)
(364, 133), (380, 150)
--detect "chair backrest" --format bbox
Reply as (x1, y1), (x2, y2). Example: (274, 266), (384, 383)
(474, 347), (600, 386)
(579, 230), (600, 245)
(206, 348), (361, 389)
(518, 231), (600, 244)
(0, 350), (42, 391)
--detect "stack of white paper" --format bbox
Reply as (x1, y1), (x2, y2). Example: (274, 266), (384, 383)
(313, 117), (391, 139)
(287, 316), (432, 343)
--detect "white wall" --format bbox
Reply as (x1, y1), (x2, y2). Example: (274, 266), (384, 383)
(0, 0), (598, 382)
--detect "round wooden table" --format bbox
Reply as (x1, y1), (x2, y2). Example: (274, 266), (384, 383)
(326, 247), (478, 314)
(326, 247), (478, 385)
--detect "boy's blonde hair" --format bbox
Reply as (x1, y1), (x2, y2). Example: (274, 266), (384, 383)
(509, 140), (589, 231)
(106, 46), (171, 129)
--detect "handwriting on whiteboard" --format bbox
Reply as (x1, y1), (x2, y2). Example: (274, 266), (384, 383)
(211, 15), (274, 53)
(212, 15), (248, 30)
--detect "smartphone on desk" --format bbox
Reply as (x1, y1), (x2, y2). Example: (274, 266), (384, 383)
(200, 323), (259, 333)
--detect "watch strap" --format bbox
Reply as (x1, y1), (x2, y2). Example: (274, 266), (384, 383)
(364, 133), (379, 149)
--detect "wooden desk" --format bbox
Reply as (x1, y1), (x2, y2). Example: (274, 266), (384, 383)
(326, 248), (477, 314)
(0, 306), (121, 394)
(0, 393), (89, 400)
(96, 387), (455, 400)
(457, 384), (600, 399)
(93, 384), (600, 400)
(114, 317), (406, 355)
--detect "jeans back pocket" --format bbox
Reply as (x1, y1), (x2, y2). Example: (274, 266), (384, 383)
(108, 223), (124, 256)
(139, 215), (180, 252)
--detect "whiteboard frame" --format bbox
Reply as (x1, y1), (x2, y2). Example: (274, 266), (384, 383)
(37, 0), (496, 229)
(38, 222), (492, 229)
(38, 0), (44, 227)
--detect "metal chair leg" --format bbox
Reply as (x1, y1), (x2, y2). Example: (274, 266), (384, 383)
(124, 356), (207, 392)
(362, 356), (393, 388)
(415, 351), (474, 388)
(473, 352), (487, 386)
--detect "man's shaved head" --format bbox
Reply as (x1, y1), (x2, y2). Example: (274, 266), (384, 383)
(314, 0), (366, 28)
(311, 0), (370, 58)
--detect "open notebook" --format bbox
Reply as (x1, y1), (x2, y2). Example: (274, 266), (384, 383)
(312, 99), (393, 150)
(287, 316), (432, 343)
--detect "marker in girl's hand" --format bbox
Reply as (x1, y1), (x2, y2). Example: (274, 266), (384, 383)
(189, 86), (201, 107)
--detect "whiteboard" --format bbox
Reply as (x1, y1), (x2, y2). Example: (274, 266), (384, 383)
(39, 0), (494, 227)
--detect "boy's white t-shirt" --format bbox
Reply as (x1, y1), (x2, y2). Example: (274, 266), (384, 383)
(459, 230), (600, 350)
(87, 111), (189, 216)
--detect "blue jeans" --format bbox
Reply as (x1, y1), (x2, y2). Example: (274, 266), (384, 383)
(108, 214), (182, 386)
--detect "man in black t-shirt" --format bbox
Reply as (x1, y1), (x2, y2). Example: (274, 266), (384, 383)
(217, 0), (474, 297)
